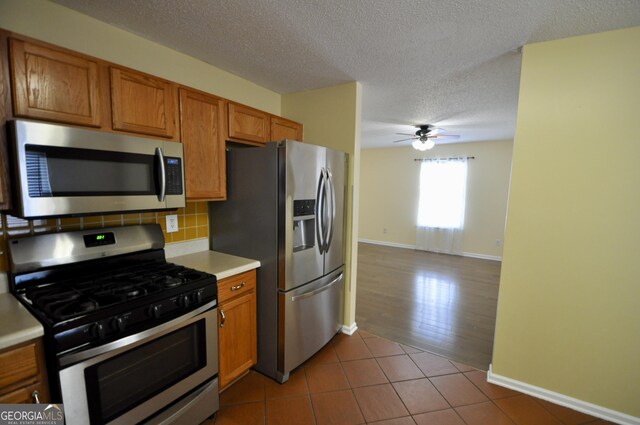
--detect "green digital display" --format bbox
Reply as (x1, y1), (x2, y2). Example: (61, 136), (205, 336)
(83, 232), (115, 247)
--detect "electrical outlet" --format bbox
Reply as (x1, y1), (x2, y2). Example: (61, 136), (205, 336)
(383, 228), (388, 234)
(496, 239), (502, 247)
(166, 215), (179, 233)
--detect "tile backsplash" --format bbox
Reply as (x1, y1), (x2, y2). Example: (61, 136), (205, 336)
(0, 202), (209, 272)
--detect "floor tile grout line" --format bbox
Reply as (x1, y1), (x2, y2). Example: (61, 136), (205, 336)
(337, 350), (369, 423)
(300, 366), (320, 425)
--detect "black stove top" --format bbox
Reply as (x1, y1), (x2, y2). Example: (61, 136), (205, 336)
(8, 225), (218, 355)
(24, 263), (212, 322)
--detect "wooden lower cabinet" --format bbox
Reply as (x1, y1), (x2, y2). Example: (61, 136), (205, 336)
(0, 338), (49, 404)
(217, 269), (257, 391)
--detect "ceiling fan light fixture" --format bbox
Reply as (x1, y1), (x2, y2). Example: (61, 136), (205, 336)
(412, 139), (434, 151)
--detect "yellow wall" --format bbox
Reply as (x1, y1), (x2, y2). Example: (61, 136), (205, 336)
(282, 82), (362, 329)
(0, 0), (281, 113)
(492, 26), (640, 417)
(359, 141), (513, 259)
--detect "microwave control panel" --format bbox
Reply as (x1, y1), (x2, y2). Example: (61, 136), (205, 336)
(165, 157), (183, 195)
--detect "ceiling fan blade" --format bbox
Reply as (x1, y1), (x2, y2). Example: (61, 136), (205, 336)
(428, 127), (447, 135)
(430, 134), (460, 140)
(395, 133), (416, 136)
(392, 137), (417, 143)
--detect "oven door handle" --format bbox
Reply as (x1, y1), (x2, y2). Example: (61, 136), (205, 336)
(59, 299), (217, 367)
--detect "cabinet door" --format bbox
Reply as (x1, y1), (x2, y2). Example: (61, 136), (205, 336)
(271, 116), (303, 141)
(0, 40), (9, 209)
(110, 67), (178, 139)
(0, 339), (49, 403)
(218, 290), (257, 390)
(179, 89), (226, 200)
(9, 38), (102, 127)
(228, 102), (269, 144)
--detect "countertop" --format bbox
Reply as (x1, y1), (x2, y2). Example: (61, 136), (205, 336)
(0, 293), (44, 351)
(169, 250), (260, 280)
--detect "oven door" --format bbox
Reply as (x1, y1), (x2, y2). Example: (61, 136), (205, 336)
(58, 302), (218, 425)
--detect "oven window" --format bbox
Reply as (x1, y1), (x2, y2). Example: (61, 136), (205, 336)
(85, 321), (206, 424)
(25, 145), (157, 197)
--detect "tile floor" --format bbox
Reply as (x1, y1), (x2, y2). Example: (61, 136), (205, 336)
(204, 330), (614, 425)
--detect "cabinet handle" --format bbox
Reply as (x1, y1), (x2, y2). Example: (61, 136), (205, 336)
(231, 282), (245, 291)
(32, 390), (40, 404)
(220, 310), (225, 327)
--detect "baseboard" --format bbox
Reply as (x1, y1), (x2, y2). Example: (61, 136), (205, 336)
(358, 238), (414, 249)
(341, 323), (358, 335)
(461, 252), (502, 261)
(358, 238), (502, 261)
(488, 365), (640, 425)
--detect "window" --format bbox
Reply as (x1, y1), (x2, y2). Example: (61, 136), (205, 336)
(417, 158), (468, 229)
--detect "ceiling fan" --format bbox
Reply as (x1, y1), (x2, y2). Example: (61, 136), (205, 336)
(392, 124), (460, 150)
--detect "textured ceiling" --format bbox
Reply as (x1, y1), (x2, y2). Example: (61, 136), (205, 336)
(52, 0), (640, 148)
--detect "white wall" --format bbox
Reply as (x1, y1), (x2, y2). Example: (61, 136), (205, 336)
(359, 140), (512, 259)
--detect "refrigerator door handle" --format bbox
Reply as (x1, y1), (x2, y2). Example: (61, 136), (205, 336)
(290, 273), (344, 302)
(315, 168), (326, 253)
(321, 168), (330, 253)
(325, 169), (336, 251)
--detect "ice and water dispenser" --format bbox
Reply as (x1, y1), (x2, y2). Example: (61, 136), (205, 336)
(293, 199), (316, 252)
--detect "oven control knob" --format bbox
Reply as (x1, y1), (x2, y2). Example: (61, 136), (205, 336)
(180, 294), (190, 308)
(195, 290), (203, 304)
(91, 323), (106, 339)
(112, 316), (126, 332)
(148, 305), (162, 319)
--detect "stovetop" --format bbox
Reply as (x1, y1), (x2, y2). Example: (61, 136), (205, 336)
(23, 262), (212, 323)
(8, 224), (217, 355)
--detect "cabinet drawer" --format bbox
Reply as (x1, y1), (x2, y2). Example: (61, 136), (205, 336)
(218, 270), (256, 304)
(0, 343), (39, 389)
(0, 383), (42, 404)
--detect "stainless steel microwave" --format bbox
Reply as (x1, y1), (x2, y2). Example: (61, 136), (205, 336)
(8, 119), (185, 218)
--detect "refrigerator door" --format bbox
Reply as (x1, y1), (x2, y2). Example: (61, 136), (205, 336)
(324, 149), (347, 274)
(282, 141), (326, 291)
(278, 267), (344, 382)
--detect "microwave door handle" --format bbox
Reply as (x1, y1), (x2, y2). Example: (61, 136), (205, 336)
(155, 147), (166, 202)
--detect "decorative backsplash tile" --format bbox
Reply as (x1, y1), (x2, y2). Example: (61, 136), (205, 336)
(0, 202), (209, 272)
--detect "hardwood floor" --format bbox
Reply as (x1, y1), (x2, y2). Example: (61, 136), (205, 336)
(355, 243), (501, 371)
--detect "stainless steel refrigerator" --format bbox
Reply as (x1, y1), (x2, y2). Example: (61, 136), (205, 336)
(210, 140), (347, 382)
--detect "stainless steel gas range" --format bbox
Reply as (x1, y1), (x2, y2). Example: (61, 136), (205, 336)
(7, 224), (219, 425)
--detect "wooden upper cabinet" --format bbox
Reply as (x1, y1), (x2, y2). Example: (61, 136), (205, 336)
(228, 102), (269, 144)
(179, 88), (226, 200)
(271, 116), (303, 141)
(110, 67), (178, 140)
(9, 38), (102, 127)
